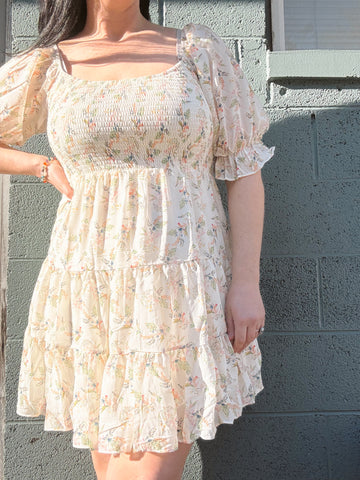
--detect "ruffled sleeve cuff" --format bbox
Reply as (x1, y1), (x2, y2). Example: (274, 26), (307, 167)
(214, 142), (275, 181)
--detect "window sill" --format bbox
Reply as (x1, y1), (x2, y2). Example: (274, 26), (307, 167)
(267, 50), (360, 80)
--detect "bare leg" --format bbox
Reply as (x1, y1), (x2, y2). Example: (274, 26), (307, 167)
(105, 442), (193, 480)
(91, 450), (112, 480)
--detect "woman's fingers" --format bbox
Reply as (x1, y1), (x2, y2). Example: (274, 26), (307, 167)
(234, 323), (259, 354)
(225, 304), (235, 345)
(47, 158), (74, 199)
(233, 323), (248, 353)
(246, 323), (262, 350)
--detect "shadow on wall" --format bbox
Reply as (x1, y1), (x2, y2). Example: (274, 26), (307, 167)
(5, 105), (360, 479)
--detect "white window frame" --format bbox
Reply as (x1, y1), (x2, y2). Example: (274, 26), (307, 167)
(271, 0), (285, 51)
(268, 0), (360, 79)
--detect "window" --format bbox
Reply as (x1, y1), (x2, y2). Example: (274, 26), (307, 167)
(269, 0), (360, 79)
(272, 0), (360, 51)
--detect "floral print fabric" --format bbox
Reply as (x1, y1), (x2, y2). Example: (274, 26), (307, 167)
(0, 22), (274, 453)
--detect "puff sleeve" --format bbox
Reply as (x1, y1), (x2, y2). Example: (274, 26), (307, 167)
(186, 23), (275, 180)
(0, 48), (52, 147)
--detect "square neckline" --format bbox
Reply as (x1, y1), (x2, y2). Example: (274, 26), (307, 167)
(54, 27), (184, 84)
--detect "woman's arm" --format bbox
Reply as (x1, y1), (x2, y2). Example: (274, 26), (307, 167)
(224, 170), (266, 353)
(0, 141), (43, 177)
(0, 142), (74, 199)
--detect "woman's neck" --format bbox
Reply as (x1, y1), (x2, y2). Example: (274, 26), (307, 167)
(80, 0), (150, 41)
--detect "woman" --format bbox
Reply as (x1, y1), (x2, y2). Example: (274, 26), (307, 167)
(0, 0), (274, 478)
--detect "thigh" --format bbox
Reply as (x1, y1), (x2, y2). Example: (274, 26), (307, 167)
(91, 450), (112, 480)
(106, 442), (193, 480)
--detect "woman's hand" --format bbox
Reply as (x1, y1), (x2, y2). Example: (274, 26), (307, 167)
(224, 282), (265, 354)
(40, 156), (74, 200)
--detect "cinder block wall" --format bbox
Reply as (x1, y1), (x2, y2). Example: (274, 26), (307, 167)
(5, 1), (360, 479)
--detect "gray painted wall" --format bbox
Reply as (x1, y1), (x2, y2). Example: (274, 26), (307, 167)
(4, 0), (360, 479)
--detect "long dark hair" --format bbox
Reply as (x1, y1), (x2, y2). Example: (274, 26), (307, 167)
(28, 0), (151, 51)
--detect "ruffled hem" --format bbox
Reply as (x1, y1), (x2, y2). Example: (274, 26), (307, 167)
(16, 255), (264, 453)
(214, 143), (275, 181)
(16, 332), (264, 453)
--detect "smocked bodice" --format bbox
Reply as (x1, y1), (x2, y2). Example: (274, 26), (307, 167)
(46, 56), (215, 181)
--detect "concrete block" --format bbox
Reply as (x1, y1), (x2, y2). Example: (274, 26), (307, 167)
(8, 183), (61, 259)
(222, 37), (239, 61)
(327, 415), (360, 480)
(240, 38), (268, 101)
(5, 340), (24, 423)
(316, 109), (360, 180)
(149, 0), (160, 24)
(11, 36), (37, 54)
(12, 1), (39, 38)
(165, 1), (266, 38)
(257, 334), (360, 412)
(260, 257), (319, 331)
(270, 80), (360, 108)
(7, 260), (43, 340)
(262, 180), (360, 256)
(182, 442), (203, 480)
(197, 414), (328, 480)
(320, 256), (360, 330)
(263, 108), (314, 184)
(4, 422), (96, 479)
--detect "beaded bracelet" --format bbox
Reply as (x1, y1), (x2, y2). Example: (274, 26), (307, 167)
(40, 156), (55, 183)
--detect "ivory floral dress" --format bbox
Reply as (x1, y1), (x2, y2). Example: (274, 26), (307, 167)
(0, 23), (274, 453)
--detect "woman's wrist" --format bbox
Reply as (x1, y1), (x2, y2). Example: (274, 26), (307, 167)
(33, 155), (53, 178)
(230, 279), (260, 290)
(230, 264), (260, 287)
(32, 154), (47, 178)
